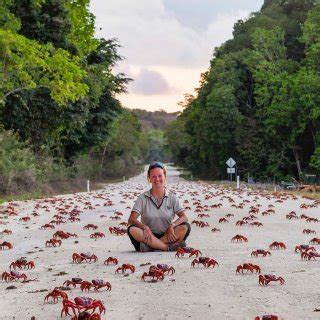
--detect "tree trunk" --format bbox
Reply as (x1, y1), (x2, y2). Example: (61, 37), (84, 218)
(310, 121), (317, 148)
(100, 144), (108, 173)
(292, 146), (302, 176)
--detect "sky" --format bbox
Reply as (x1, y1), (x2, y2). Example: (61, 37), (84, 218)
(89, 0), (264, 113)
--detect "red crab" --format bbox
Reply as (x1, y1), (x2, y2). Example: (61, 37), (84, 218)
(41, 224), (55, 229)
(1, 229), (12, 235)
(251, 250), (271, 257)
(236, 263), (260, 274)
(19, 216), (31, 222)
(46, 238), (62, 247)
(0, 241), (13, 250)
(198, 221), (209, 227)
(236, 221), (247, 226)
(191, 257), (219, 268)
(309, 238), (320, 245)
(301, 251), (320, 260)
(63, 277), (84, 287)
(303, 229), (316, 235)
(90, 232), (105, 239)
(10, 257), (35, 270)
(53, 231), (78, 239)
(61, 297), (106, 318)
(69, 216), (80, 222)
(115, 264), (135, 274)
(72, 312), (102, 320)
(72, 253), (98, 263)
(156, 264), (175, 275)
(198, 213), (210, 218)
(286, 212), (298, 220)
(109, 227), (126, 235)
(211, 228), (221, 232)
(44, 288), (68, 303)
(175, 247), (202, 258)
(218, 218), (229, 223)
(269, 241), (286, 250)
(63, 277), (84, 288)
(231, 235), (248, 242)
(104, 257), (118, 265)
(259, 274), (285, 286)
(141, 266), (164, 282)
(2, 270), (27, 282)
(250, 222), (263, 227)
(110, 216), (121, 220)
(255, 316), (278, 320)
(295, 245), (315, 253)
(83, 224), (98, 230)
(81, 279), (112, 292)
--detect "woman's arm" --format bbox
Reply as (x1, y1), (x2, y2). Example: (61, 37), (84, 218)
(128, 211), (153, 244)
(165, 211), (188, 243)
(172, 210), (188, 227)
(128, 211), (145, 229)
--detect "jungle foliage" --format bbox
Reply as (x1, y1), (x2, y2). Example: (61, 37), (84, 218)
(165, 0), (320, 181)
(0, 0), (146, 194)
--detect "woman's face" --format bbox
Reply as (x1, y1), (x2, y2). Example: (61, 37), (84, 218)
(148, 167), (166, 188)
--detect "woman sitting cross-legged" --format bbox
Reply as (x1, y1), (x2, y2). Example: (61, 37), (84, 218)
(127, 162), (191, 252)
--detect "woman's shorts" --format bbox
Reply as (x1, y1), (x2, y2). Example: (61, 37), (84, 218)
(127, 222), (191, 252)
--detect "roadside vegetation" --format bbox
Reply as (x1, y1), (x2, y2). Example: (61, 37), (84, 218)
(165, 0), (320, 183)
(0, 0), (149, 199)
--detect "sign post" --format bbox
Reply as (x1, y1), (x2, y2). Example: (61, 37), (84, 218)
(226, 157), (236, 181)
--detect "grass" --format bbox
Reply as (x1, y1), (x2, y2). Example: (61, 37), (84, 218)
(280, 189), (320, 200)
(0, 178), (120, 204)
(179, 171), (320, 200)
(0, 190), (45, 203)
(0, 166), (143, 204)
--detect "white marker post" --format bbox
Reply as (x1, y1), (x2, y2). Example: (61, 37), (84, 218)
(87, 180), (90, 192)
(237, 176), (240, 189)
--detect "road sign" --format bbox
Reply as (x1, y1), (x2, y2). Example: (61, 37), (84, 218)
(226, 157), (236, 168)
(227, 168), (235, 174)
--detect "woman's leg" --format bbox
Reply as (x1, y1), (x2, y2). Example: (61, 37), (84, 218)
(128, 226), (168, 251)
(160, 222), (191, 244)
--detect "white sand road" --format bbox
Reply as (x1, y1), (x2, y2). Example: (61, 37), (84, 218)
(0, 166), (319, 320)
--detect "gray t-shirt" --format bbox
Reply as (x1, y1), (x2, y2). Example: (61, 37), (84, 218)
(132, 189), (184, 234)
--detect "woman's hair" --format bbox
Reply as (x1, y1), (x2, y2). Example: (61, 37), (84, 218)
(147, 162), (166, 178)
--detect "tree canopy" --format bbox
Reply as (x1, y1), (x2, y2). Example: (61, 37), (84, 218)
(165, 0), (320, 181)
(0, 0), (147, 194)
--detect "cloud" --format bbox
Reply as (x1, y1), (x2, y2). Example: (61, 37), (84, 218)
(130, 68), (176, 95)
(89, 0), (263, 111)
(163, 0), (263, 30)
(90, 1), (256, 68)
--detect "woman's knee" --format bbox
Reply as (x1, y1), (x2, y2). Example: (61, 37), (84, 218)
(175, 223), (190, 237)
(176, 224), (188, 233)
(127, 226), (143, 240)
(178, 222), (191, 240)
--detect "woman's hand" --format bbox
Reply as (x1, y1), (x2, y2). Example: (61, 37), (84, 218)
(143, 226), (153, 245)
(166, 225), (177, 243)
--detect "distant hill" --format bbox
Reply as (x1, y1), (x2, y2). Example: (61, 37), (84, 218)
(132, 109), (179, 131)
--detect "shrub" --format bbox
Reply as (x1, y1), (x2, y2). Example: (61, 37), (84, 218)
(0, 129), (37, 193)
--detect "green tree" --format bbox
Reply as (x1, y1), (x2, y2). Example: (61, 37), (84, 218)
(66, 0), (98, 56)
(0, 29), (88, 106)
